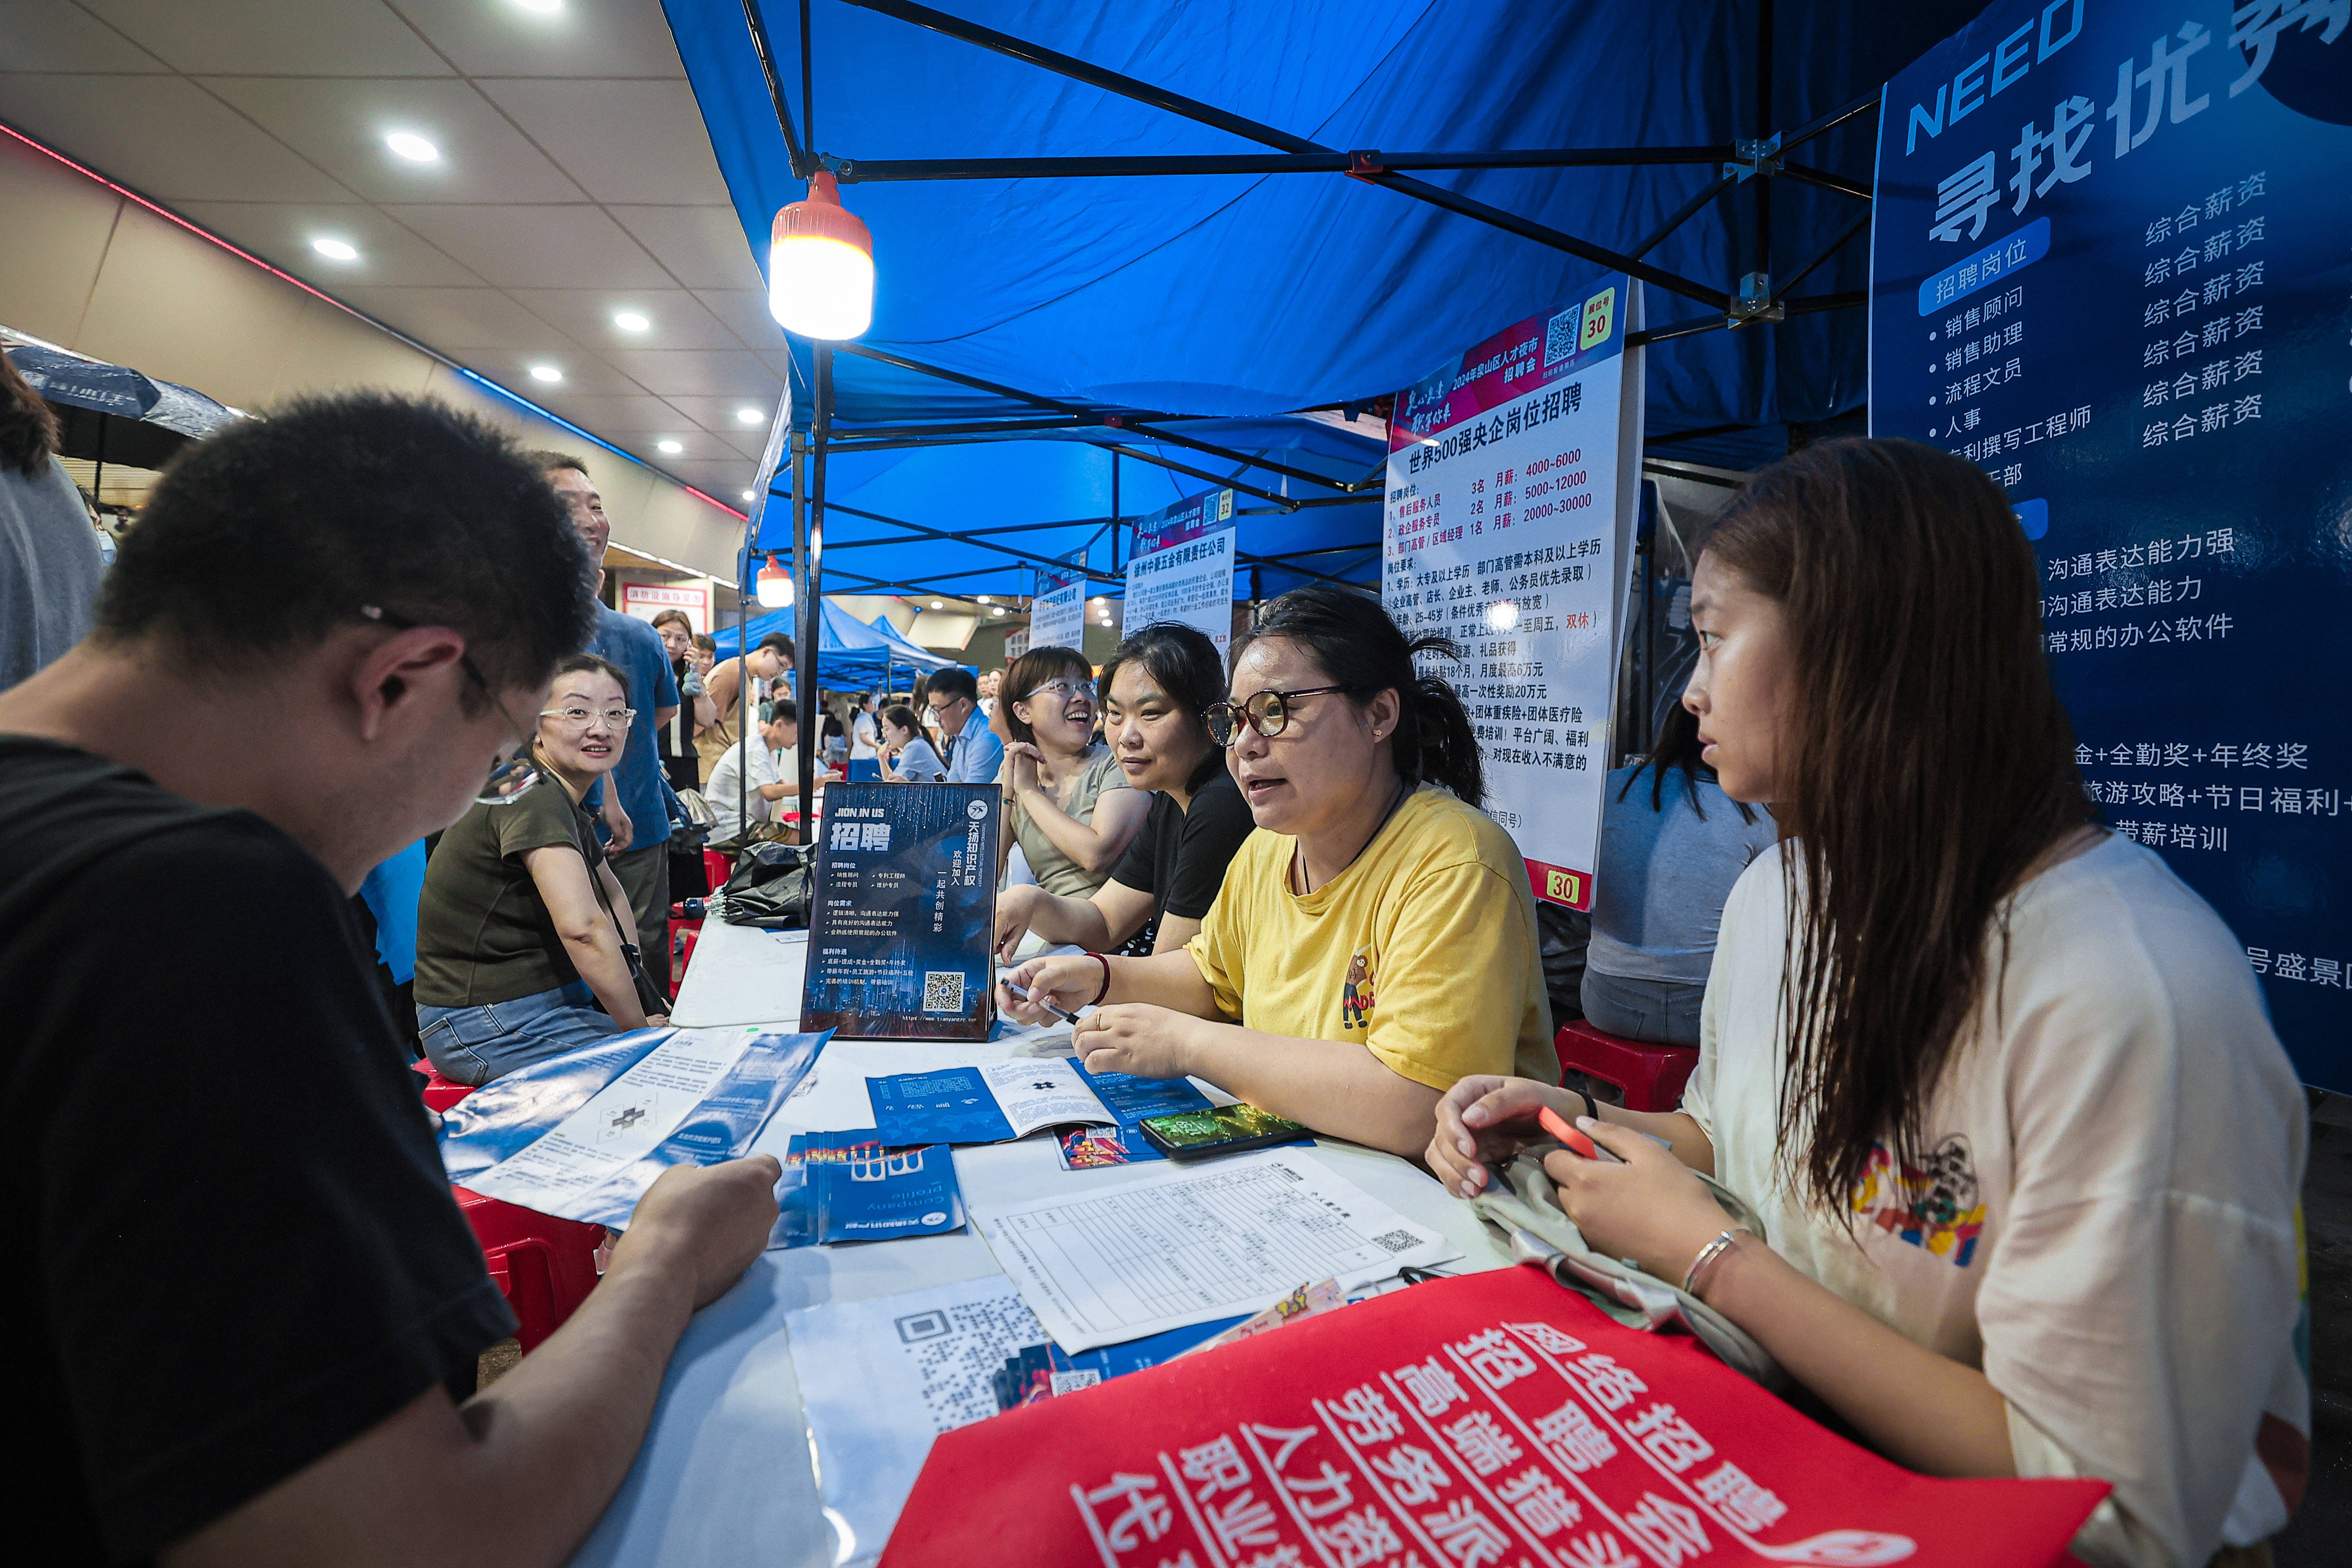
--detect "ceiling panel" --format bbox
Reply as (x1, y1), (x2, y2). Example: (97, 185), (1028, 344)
(0, 2), (171, 71)
(391, 202), (669, 290)
(662, 394), (785, 436)
(531, 391), (698, 432)
(471, 348), (645, 398)
(202, 76), (586, 205)
(394, 0), (687, 80)
(508, 288), (747, 352)
(76, 0), (452, 77)
(478, 78), (731, 205)
(692, 287), (789, 354)
(172, 201), (484, 288)
(0, 72), (357, 202)
(600, 347), (782, 400)
(612, 206), (764, 291)
(332, 284), (560, 349)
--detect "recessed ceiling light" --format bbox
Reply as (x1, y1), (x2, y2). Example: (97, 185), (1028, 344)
(612, 309), (650, 333)
(527, 363), (562, 383)
(990, 606), (1004, 616)
(929, 600), (944, 609)
(976, 594), (990, 603)
(736, 406), (764, 424)
(310, 236), (359, 262)
(741, 489), (757, 502)
(657, 438), (684, 455)
(511, 0), (562, 12)
(384, 131), (440, 163)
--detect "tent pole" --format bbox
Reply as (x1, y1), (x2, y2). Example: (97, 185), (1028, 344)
(737, 0), (812, 178)
(832, 147), (1733, 182)
(800, 343), (831, 832)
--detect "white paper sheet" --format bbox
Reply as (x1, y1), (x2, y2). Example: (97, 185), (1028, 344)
(465, 1027), (754, 1213)
(975, 1057), (1112, 1136)
(786, 1276), (1052, 1568)
(968, 1149), (1461, 1351)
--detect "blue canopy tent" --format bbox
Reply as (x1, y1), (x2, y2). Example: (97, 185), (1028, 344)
(662, 0), (1989, 810)
(710, 596), (958, 687)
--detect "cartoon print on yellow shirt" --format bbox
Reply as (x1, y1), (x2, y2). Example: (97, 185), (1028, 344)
(1851, 1136), (1986, 1267)
(1340, 947), (1376, 1030)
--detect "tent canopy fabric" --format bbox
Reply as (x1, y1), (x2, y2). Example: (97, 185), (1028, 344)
(665, 0), (1985, 599)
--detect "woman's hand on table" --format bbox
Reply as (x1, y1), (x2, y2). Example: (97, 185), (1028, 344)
(1427, 1075), (1587, 1198)
(998, 952), (1100, 1023)
(1073, 1004), (1212, 1081)
(993, 884), (1043, 961)
(1544, 1121), (1729, 1284)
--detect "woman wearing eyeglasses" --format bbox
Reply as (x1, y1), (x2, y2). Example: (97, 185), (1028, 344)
(999, 588), (1555, 1157)
(413, 654), (667, 1085)
(998, 645), (1151, 900)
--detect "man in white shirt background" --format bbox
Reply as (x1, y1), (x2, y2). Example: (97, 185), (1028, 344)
(706, 703), (799, 845)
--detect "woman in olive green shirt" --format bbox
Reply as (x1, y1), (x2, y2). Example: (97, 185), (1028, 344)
(413, 655), (667, 1083)
(998, 645), (1149, 899)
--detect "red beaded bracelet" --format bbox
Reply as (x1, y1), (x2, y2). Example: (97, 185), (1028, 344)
(1083, 950), (1112, 1010)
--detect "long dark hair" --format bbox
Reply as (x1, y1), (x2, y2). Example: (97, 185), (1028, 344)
(1620, 701), (1758, 824)
(0, 349), (64, 479)
(1233, 585), (1485, 807)
(1699, 438), (2089, 1213)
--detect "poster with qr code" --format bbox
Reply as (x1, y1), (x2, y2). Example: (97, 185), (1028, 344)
(1384, 275), (1643, 910)
(803, 782), (1000, 1039)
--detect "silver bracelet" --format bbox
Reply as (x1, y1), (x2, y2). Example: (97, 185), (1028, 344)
(1680, 1227), (1748, 1298)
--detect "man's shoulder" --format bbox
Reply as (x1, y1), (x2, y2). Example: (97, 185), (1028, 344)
(590, 606), (665, 661)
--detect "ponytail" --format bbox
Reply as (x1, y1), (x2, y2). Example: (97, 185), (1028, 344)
(1234, 585), (1486, 808)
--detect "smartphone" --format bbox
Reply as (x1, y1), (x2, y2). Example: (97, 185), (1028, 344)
(1536, 1104), (1618, 1161)
(1137, 1104), (1310, 1161)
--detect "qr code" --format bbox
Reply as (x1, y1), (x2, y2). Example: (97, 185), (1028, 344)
(1371, 1228), (1422, 1254)
(1543, 306), (1580, 366)
(922, 971), (965, 1014)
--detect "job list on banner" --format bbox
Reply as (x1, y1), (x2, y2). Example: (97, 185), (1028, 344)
(1382, 278), (1642, 910)
(1872, 0), (2352, 1090)
(1123, 488), (1237, 659)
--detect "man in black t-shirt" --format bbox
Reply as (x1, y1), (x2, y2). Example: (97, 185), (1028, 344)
(0, 393), (778, 1565)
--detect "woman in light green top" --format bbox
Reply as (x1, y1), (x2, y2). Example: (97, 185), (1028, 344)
(999, 644), (1150, 898)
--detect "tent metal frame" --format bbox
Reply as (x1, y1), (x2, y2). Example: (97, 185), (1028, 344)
(731, 0), (1883, 818)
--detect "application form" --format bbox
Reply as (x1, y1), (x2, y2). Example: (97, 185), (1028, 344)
(968, 1149), (1461, 1351)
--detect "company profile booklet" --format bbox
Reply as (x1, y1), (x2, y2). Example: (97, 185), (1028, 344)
(772, 1129), (966, 1248)
(801, 783), (1000, 1040)
(864, 1056), (1213, 1146)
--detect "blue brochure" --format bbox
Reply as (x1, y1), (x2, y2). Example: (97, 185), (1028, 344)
(437, 1026), (674, 1185)
(865, 1056), (1215, 1146)
(773, 1129), (965, 1248)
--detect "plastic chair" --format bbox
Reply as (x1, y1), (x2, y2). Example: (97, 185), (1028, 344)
(702, 847), (734, 889)
(1553, 1019), (1698, 1112)
(408, 1063), (604, 1350)
(452, 1186), (604, 1352)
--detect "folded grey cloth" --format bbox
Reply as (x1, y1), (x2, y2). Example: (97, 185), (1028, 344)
(1469, 1146), (1785, 1389)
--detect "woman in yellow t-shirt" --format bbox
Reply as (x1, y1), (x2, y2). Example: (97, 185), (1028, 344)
(1000, 586), (1554, 1156)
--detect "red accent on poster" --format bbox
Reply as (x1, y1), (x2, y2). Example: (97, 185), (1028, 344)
(881, 1266), (2105, 1568)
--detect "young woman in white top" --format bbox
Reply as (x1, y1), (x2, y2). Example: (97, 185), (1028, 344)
(1427, 438), (2306, 1568)
(849, 690), (880, 760)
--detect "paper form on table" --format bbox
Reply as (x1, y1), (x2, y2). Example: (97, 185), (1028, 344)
(966, 1148), (1461, 1351)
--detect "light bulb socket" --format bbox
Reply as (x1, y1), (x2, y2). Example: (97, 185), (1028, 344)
(771, 171), (872, 254)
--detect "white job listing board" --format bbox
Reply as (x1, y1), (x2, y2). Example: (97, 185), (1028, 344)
(1382, 277), (1643, 910)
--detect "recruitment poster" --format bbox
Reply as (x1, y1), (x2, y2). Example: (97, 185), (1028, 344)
(1382, 276), (1643, 910)
(1871, 0), (2351, 1089)
(802, 782), (1000, 1040)
(1122, 488), (1237, 658)
(1028, 572), (1087, 655)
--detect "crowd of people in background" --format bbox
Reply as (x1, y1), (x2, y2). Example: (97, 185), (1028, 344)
(0, 382), (2312, 1568)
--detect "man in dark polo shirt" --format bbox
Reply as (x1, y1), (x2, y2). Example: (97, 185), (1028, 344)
(0, 393), (778, 1565)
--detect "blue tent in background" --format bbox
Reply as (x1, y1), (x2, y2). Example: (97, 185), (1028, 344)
(710, 597), (959, 687)
(663, 0), (1989, 605)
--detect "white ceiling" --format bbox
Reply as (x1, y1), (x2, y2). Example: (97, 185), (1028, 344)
(0, 0), (787, 506)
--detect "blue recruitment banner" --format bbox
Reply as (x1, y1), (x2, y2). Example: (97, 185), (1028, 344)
(1871, 1), (2352, 1089)
(803, 782), (1001, 1040)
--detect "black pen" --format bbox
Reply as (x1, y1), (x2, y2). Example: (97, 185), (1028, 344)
(1003, 980), (1080, 1025)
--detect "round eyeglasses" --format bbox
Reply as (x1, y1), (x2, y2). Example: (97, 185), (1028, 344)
(1204, 685), (1348, 747)
(540, 704), (637, 730)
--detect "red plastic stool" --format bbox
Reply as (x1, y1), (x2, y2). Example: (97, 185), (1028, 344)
(702, 847), (734, 888)
(409, 1058), (475, 1114)
(1553, 1020), (1698, 1112)
(667, 912), (703, 1001)
(452, 1186), (603, 1352)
